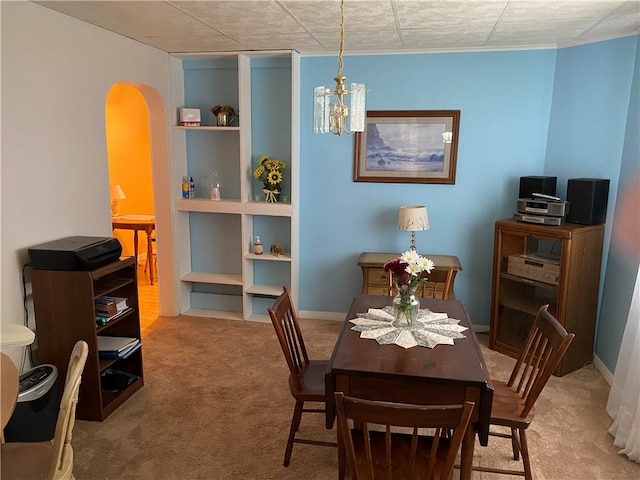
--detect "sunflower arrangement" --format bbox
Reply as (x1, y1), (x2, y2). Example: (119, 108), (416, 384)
(253, 155), (286, 200)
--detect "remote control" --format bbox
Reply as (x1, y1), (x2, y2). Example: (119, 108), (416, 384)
(531, 192), (562, 202)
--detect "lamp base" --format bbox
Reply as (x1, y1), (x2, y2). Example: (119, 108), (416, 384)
(111, 201), (120, 216)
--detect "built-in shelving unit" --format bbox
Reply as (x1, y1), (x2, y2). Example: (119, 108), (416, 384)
(171, 51), (300, 321)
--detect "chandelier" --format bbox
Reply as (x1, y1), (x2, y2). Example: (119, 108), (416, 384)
(313, 0), (366, 135)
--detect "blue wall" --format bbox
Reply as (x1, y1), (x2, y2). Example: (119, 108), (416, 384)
(297, 37), (638, 376)
(596, 36), (640, 372)
(299, 49), (557, 325)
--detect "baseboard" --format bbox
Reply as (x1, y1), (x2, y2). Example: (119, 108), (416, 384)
(593, 354), (613, 385)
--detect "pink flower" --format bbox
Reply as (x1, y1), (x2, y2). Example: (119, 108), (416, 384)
(383, 258), (407, 277)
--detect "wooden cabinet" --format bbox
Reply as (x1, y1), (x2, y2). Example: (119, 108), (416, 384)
(357, 252), (463, 298)
(489, 219), (604, 376)
(32, 257), (143, 421)
(172, 51), (299, 321)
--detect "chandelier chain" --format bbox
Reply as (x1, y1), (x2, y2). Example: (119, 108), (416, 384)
(337, 0), (345, 78)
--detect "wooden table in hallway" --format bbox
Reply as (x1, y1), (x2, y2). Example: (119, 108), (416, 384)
(112, 214), (155, 284)
(325, 295), (494, 480)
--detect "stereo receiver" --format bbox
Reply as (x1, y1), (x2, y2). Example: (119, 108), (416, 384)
(516, 198), (569, 217)
(508, 254), (560, 285)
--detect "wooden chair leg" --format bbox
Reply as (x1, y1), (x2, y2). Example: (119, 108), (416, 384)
(511, 427), (520, 460)
(284, 400), (304, 467)
(519, 428), (533, 480)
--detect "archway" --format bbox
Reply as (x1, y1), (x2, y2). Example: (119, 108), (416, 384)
(105, 83), (177, 319)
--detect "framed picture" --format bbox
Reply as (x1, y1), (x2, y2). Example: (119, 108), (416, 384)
(354, 110), (460, 184)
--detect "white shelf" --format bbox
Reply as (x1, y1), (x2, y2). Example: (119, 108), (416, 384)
(245, 284), (285, 296)
(245, 253), (292, 262)
(180, 272), (243, 285)
(175, 126), (240, 131)
(176, 198), (292, 216)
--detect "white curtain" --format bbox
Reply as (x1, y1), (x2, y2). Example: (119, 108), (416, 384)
(606, 269), (640, 462)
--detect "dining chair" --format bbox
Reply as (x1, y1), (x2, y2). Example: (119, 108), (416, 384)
(1, 340), (89, 480)
(1, 353), (19, 444)
(388, 267), (455, 299)
(472, 305), (575, 480)
(267, 287), (337, 467)
(334, 392), (474, 480)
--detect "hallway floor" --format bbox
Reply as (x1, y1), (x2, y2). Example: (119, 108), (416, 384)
(136, 261), (161, 337)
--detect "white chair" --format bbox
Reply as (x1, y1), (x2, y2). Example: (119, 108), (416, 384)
(1, 340), (89, 480)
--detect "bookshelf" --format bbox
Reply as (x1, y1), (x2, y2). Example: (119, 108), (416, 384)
(31, 257), (143, 421)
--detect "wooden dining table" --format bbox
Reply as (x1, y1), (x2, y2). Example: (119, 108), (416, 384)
(325, 295), (494, 480)
(112, 214), (155, 284)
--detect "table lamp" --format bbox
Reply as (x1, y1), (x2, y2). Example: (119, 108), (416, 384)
(110, 184), (126, 216)
(398, 205), (429, 251)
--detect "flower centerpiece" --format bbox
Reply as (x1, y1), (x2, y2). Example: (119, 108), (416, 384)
(253, 155), (286, 203)
(383, 251), (435, 325)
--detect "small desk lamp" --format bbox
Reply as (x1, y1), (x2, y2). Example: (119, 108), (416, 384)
(110, 184), (126, 216)
(398, 205), (429, 252)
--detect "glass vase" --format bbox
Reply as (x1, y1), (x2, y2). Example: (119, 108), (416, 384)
(393, 287), (420, 326)
(263, 188), (281, 203)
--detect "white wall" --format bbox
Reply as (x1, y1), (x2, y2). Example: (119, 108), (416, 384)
(0, 2), (171, 366)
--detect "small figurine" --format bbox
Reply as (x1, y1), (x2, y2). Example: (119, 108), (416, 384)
(270, 243), (285, 257)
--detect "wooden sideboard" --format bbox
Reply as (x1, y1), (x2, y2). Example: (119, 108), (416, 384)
(357, 252), (463, 299)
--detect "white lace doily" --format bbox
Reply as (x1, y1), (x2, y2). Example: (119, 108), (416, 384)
(349, 306), (468, 349)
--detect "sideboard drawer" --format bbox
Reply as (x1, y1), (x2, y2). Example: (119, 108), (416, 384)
(366, 268), (388, 286)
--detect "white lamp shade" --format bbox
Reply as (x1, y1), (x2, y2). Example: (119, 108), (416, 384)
(398, 206), (429, 232)
(110, 184), (126, 201)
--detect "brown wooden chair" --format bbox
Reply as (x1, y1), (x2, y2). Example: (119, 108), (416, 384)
(472, 305), (575, 480)
(1, 340), (89, 480)
(334, 392), (474, 480)
(387, 267), (455, 299)
(268, 287), (337, 467)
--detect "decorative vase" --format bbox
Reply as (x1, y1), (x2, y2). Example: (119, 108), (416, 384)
(263, 188), (280, 203)
(393, 286), (420, 326)
(216, 112), (236, 126)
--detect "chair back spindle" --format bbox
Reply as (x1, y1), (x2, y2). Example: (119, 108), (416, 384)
(335, 392), (474, 480)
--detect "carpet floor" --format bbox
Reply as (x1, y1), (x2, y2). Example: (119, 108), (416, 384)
(72, 315), (639, 479)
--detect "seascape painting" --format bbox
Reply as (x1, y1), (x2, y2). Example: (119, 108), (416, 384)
(365, 123), (446, 173)
(354, 110), (460, 184)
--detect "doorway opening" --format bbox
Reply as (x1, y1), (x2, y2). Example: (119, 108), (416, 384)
(105, 82), (176, 334)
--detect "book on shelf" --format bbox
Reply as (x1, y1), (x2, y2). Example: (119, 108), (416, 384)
(95, 307), (132, 326)
(97, 336), (141, 359)
(98, 296), (128, 312)
(95, 298), (117, 317)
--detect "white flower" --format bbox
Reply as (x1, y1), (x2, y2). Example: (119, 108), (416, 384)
(400, 250), (420, 264)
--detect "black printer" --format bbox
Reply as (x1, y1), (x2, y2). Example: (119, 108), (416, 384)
(28, 236), (122, 271)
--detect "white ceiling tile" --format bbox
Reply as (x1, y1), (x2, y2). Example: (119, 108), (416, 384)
(31, 0), (640, 54)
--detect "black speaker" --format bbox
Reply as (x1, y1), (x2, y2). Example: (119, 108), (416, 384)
(566, 178), (610, 225)
(519, 176), (557, 199)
